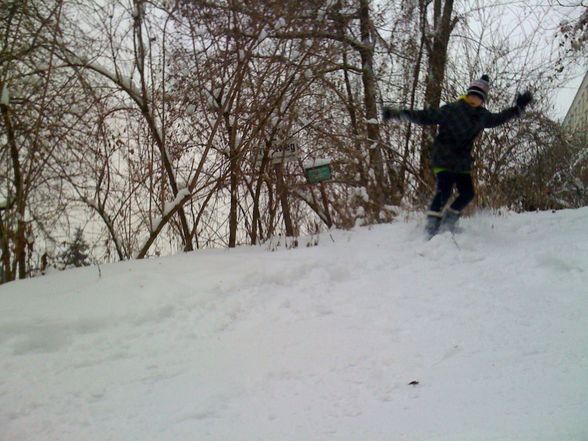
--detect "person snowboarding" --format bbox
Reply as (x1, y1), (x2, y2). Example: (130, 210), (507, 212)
(381, 75), (533, 238)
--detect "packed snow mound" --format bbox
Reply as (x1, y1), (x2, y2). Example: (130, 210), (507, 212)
(1, 208), (587, 441)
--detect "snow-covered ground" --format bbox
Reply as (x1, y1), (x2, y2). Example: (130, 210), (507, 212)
(1, 208), (587, 441)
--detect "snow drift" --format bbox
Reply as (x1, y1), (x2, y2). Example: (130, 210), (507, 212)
(1, 208), (587, 441)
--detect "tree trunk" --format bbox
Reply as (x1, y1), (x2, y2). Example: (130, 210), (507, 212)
(319, 183), (333, 228)
(419, 0), (456, 189)
(400, 1), (427, 199)
(133, 3), (194, 252)
(274, 164), (294, 237)
(250, 152), (270, 245)
(228, 149), (239, 248)
(1, 101), (26, 280)
(358, 0), (391, 213)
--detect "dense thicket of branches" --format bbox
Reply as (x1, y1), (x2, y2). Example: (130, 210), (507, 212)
(0, 0), (586, 281)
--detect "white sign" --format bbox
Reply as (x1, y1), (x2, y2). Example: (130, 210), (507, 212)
(256, 141), (299, 166)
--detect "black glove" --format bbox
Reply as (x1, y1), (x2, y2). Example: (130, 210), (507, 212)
(382, 106), (402, 121)
(515, 91), (533, 111)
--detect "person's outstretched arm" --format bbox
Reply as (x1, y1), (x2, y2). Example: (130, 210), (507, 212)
(484, 91), (533, 128)
(382, 106), (446, 125)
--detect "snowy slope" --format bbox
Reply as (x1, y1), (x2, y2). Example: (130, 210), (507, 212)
(1, 208), (587, 441)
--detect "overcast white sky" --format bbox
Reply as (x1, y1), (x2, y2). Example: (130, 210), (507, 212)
(553, 65), (587, 120)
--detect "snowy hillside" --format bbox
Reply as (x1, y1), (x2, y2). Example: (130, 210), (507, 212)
(1, 208), (587, 441)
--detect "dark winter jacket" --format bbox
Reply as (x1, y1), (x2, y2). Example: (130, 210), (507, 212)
(400, 98), (521, 173)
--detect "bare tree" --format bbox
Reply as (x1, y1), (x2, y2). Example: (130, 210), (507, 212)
(0, 0), (79, 280)
(557, 2), (588, 60)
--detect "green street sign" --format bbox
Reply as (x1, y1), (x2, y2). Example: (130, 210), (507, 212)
(305, 164), (332, 184)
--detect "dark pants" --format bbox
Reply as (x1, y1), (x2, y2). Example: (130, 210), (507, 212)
(429, 171), (475, 214)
